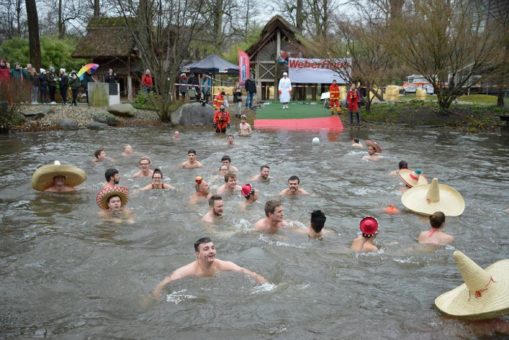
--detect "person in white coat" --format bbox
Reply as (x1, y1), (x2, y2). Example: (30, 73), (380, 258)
(278, 72), (292, 109)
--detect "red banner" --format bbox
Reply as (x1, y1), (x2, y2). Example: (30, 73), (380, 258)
(238, 50), (250, 86)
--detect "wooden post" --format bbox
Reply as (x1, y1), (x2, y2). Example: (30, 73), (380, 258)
(127, 56), (133, 101)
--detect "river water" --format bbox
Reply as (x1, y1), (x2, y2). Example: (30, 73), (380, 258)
(1, 125), (508, 338)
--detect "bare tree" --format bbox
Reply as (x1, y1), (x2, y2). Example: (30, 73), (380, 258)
(25, 0), (41, 69)
(116, 0), (205, 121)
(389, 0), (502, 110)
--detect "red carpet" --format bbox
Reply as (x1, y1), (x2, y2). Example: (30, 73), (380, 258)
(254, 116), (343, 132)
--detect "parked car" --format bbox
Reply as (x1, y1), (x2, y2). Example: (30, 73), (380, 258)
(403, 75), (434, 94)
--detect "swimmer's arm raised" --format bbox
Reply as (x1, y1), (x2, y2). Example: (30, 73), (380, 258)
(219, 260), (268, 284)
(152, 267), (189, 299)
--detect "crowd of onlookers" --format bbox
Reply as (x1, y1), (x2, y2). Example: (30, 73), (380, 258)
(0, 59), (103, 105)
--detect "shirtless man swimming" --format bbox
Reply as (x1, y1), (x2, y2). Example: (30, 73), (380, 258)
(240, 184), (259, 210)
(220, 155), (239, 173)
(202, 195), (224, 223)
(362, 141), (382, 161)
(254, 200), (287, 234)
(181, 149), (203, 169)
(133, 156), (154, 178)
(251, 165), (271, 182)
(279, 175), (309, 196)
(189, 176), (212, 204)
(103, 168), (120, 188)
(92, 148), (115, 165)
(238, 115), (252, 136)
(44, 175), (76, 192)
(417, 211), (454, 246)
(152, 237), (268, 299)
(217, 172), (241, 195)
(351, 216), (379, 253)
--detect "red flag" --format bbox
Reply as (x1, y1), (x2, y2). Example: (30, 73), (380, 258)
(238, 50), (250, 86)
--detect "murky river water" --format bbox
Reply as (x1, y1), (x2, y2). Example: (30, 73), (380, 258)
(1, 125), (508, 338)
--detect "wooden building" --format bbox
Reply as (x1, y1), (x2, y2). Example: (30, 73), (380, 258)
(246, 15), (316, 101)
(72, 17), (141, 100)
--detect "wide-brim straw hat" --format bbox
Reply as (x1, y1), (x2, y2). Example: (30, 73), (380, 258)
(399, 169), (428, 188)
(435, 250), (509, 320)
(401, 178), (465, 216)
(32, 161), (87, 191)
(96, 185), (129, 210)
(365, 140), (382, 153)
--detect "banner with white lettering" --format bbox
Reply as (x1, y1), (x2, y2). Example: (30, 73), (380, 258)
(288, 58), (351, 84)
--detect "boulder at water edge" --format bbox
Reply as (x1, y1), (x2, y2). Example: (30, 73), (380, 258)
(86, 121), (109, 130)
(107, 104), (135, 117)
(171, 102), (214, 126)
(57, 118), (79, 130)
(92, 112), (119, 126)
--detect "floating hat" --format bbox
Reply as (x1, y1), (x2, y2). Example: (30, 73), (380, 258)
(365, 140), (382, 153)
(434, 250), (509, 320)
(359, 216), (379, 236)
(241, 184), (255, 198)
(32, 161), (87, 191)
(401, 178), (465, 216)
(399, 169), (428, 188)
(96, 185), (129, 210)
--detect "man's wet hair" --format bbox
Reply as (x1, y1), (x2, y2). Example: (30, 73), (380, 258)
(353, 138), (360, 143)
(221, 155), (231, 163)
(187, 149), (196, 155)
(310, 210), (326, 233)
(430, 211), (445, 228)
(194, 237), (212, 252)
(265, 200), (282, 217)
(399, 160), (408, 169)
(260, 165), (270, 171)
(139, 156), (151, 164)
(288, 175), (300, 183)
(105, 168), (119, 182)
(224, 172), (236, 183)
(208, 194), (222, 207)
(152, 168), (163, 178)
(94, 148), (104, 158)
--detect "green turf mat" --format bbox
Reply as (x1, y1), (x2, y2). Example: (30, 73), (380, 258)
(255, 101), (330, 119)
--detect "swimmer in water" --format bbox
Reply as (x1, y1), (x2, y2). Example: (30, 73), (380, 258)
(362, 141), (382, 161)
(133, 156), (154, 178)
(201, 195), (224, 223)
(351, 216), (379, 253)
(389, 160), (408, 176)
(238, 115), (252, 136)
(417, 211), (454, 246)
(181, 149), (203, 169)
(122, 144), (134, 157)
(217, 172), (241, 195)
(251, 165), (271, 182)
(254, 200), (287, 234)
(227, 134), (235, 145)
(92, 148), (115, 165)
(220, 155), (239, 173)
(103, 168), (120, 188)
(279, 175), (309, 196)
(139, 168), (175, 190)
(189, 176), (212, 204)
(151, 237), (268, 299)
(240, 184), (259, 210)
(351, 138), (363, 148)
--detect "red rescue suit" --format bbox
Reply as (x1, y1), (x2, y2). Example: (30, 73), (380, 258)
(346, 89), (360, 112)
(329, 83), (341, 113)
(213, 93), (225, 110)
(213, 109), (231, 133)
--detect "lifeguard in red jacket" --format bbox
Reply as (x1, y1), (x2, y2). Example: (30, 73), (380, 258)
(213, 105), (231, 133)
(213, 91), (225, 110)
(329, 80), (341, 115)
(346, 84), (361, 125)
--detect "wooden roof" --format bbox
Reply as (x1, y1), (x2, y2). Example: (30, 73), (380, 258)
(246, 15), (311, 59)
(72, 17), (136, 59)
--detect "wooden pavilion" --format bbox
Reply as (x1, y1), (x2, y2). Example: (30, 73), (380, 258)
(72, 17), (141, 100)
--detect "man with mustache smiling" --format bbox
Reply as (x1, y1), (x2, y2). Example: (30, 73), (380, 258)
(279, 175), (309, 196)
(152, 237), (268, 299)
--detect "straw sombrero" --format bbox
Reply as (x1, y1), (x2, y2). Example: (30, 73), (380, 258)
(401, 178), (465, 216)
(365, 140), (382, 153)
(96, 185), (129, 210)
(399, 169), (428, 188)
(435, 251), (509, 320)
(32, 161), (87, 191)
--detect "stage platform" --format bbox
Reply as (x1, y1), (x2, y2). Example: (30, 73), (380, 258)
(254, 102), (344, 132)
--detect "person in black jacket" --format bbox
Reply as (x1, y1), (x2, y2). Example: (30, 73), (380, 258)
(46, 67), (58, 104)
(59, 69), (69, 105)
(244, 75), (256, 109)
(105, 68), (117, 84)
(69, 71), (81, 106)
(81, 70), (94, 104)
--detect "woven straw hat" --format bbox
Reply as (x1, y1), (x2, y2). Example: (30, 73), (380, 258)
(365, 140), (382, 153)
(435, 250), (509, 320)
(32, 161), (87, 191)
(96, 185), (129, 210)
(399, 169), (428, 188)
(401, 178), (465, 216)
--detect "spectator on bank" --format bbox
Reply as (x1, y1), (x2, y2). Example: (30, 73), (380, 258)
(141, 69), (153, 93)
(244, 74), (256, 109)
(10, 62), (25, 80)
(346, 83), (362, 125)
(105, 68), (117, 84)
(69, 71), (81, 106)
(46, 66), (58, 104)
(59, 69), (69, 105)
(0, 59), (10, 83)
(39, 69), (48, 103)
(179, 73), (188, 100)
(27, 66), (39, 104)
(233, 83), (242, 118)
(187, 73), (200, 100)
(201, 74), (212, 105)
(81, 70), (94, 104)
